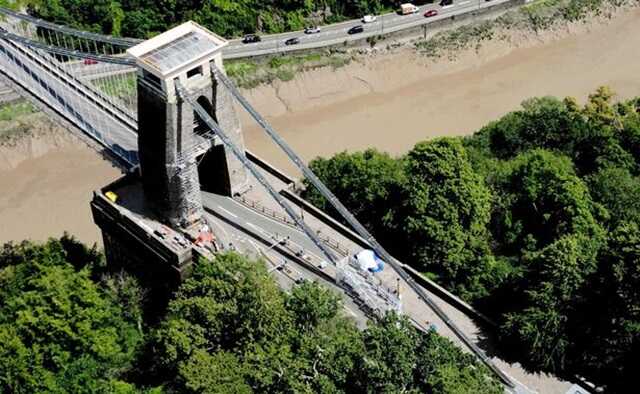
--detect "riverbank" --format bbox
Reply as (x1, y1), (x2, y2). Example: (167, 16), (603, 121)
(1, 5), (640, 245)
(239, 5), (640, 174)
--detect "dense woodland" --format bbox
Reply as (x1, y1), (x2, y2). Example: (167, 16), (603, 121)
(303, 87), (640, 392)
(0, 237), (502, 393)
(19, 0), (412, 38)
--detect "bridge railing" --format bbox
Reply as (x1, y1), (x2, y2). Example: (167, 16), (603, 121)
(235, 194), (353, 257)
(0, 11), (140, 168)
(0, 37), (139, 166)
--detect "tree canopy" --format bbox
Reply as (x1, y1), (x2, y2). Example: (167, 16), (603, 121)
(150, 252), (502, 393)
(0, 238), (144, 393)
(402, 138), (494, 299)
(0, 238), (502, 392)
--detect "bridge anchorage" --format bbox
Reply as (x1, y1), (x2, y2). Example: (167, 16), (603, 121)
(0, 9), (581, 392)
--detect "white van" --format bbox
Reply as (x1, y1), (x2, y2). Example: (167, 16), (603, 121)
(400, 3), (419, 15)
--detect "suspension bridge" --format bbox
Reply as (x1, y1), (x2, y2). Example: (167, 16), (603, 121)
(0, 8), (583, 394)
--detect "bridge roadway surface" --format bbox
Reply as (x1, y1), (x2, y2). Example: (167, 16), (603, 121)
(201, 168), (572, 394)
(223, 0), (515, 58)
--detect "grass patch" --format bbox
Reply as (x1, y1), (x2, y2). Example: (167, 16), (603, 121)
(92, 73), (137, 108)
(0, 100), (38, 142)
(0, 100), (35, 122)
(226, 51), (353, 89)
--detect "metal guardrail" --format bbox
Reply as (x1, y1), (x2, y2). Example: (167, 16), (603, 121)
(236, 194), (297, 227)
(235, 194), (352, 257)
(0, 35), (138, 167)
(2, 0), (523, 61)
(0, 28), (136, 65)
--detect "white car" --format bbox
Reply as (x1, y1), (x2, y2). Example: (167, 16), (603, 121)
(362, 15), (377, 23)
(304, 26), (321, 34)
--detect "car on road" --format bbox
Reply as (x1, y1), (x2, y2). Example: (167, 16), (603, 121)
(284, 37), (300, 46)
(348, 25), (364, 35)
(362, 15), (377, 23)
(424, 9), (438, 17)
(400, 3), (419, 15)
(83, 58), (98, 65)
(304, 26), (321, 34)
(440, 0), (454, 6)
(242, 34), (261, 44)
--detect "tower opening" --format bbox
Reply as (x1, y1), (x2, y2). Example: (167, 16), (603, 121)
(194, 95), (216, 137)
(195, 95), (231, 196)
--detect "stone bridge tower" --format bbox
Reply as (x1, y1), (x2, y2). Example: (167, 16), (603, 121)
(127, 22), (248, 230)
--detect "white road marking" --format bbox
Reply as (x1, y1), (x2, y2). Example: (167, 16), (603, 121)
(246, 222), (269, 235)
(217, 205), (238, 219)
(248, 240), (262, 254)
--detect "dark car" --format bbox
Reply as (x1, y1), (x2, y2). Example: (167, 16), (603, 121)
(284, 37), (300, 46)
(83, 58), (98, 65)
(242, 34), (261, 44)
(348, 25), (364, 35)
(424, 9), (438, 17)
(440, 0), (453, 6)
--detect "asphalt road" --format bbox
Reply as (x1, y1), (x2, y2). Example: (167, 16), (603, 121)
(203, 192), (328, 260)
(223, 0), (514, 59)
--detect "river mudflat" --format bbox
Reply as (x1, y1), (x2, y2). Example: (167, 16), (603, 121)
(1, 7), (639, 245)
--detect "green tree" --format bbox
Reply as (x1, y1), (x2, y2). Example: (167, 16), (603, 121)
(0, 239), (143, 393)
(354, 313), (419, 392)
(297, 318), (364, 392)
(479, 96), (579, 159)
(177, 350), (252, 394)
(490, 149), (604, 259)
(303, 149), (404, 242)
(570, 87), (635, 175)
(500, 236), (594, 373)
(402, 137), (494, 300)
(587, 166), (640, 227)
(573, 222), (640, 392)
(151, 252), (502, 392)
(26, 0), (401, 38)
(414, 330), (502, 394)
(153, 253), (292, 371)
(474, 89), (638, 176)
(286, 279), (341, 332)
